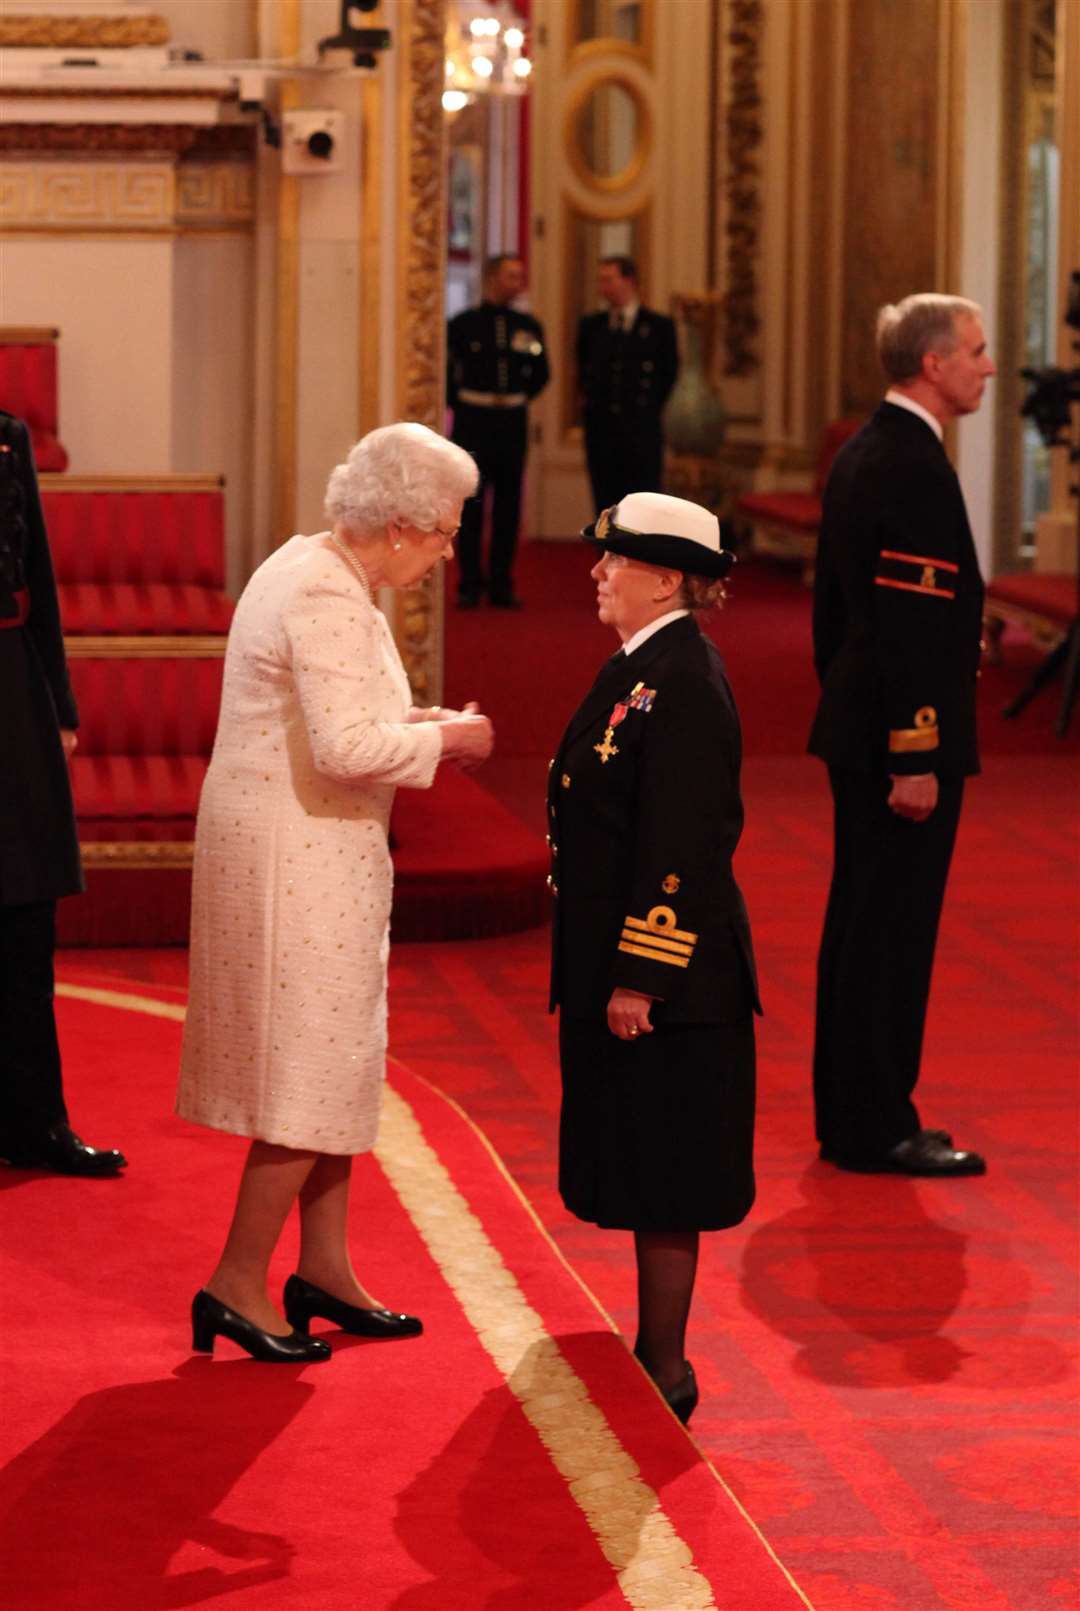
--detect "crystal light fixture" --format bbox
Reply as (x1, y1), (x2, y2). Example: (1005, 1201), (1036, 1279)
(443, 0), (532, 112)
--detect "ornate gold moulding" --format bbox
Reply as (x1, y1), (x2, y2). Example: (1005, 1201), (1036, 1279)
(64, 637), (228, 659)
(81, 841), (194, 869)
(0, 123), (256, 156)
(1, 159), (256, 233)
(0, 15), (170, 50)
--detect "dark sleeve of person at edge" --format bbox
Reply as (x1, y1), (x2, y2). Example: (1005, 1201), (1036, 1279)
(0, 411), (84, 908)
(809, 411), (984, 781)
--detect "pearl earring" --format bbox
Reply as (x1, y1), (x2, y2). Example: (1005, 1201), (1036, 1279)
(392, 540), (403, 552)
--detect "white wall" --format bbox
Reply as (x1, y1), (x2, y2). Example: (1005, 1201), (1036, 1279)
(3, 238), (175, 470)
(172, 233), (256, 591)
(150, 1), (256, 61)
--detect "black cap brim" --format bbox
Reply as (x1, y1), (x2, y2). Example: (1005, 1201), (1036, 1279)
(581, 520), (735, 579)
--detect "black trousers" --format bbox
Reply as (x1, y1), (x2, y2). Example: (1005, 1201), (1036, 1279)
(0, 899), (67, 1151)
(583, 414), (664, 516)
(451, 404), (528, 599)
(813, 769), (964, 1160)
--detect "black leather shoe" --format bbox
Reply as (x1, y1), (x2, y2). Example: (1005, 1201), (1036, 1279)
(489, 592), (523, 609)
(885, 1134), (986, 1176)
(457, 587), (484, 609)
(821, 1133), (985, 1176)
(283, 1274), (423, 1340)
(191, 1290), (331, 1363)
(1, 1123), (127, 1177)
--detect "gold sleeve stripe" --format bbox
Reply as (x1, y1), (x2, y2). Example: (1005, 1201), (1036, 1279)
(889, 726), (940, 752)
(623, 914), (699, 945)
(879, 549), (960, 574)
(875, 577), (955, 601)
(618, 940), (691, 968)
(619, 928), (693, 957)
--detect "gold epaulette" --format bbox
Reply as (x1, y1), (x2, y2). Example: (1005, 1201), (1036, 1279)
(618, 905), (697, 969)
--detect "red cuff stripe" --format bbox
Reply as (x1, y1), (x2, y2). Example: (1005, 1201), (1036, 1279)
(875, 577), (955, 600)
(878, 549), (960, 573)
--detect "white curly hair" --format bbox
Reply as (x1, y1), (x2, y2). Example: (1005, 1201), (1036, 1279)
(324, 422), (479, 535)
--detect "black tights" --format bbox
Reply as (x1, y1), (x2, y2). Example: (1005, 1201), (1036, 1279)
(633, 1229), (699, 1392)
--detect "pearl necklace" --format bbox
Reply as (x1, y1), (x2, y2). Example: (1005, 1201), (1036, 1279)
(328, 534), (374, 603)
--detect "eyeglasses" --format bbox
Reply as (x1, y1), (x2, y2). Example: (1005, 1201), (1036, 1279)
(396, 520), (460, 541)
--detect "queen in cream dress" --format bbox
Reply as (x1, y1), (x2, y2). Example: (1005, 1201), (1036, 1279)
(177, 532), (441, 1153)
(175, 425), (492, 1364)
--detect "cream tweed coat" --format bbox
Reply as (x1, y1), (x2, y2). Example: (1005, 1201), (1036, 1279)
(177, 535), (442, 1152)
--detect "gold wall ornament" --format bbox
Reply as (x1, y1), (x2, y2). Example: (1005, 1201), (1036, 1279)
(0, 14), (170, 49)
(176, 163), (256, 228)
(565, 70), (653, 196)
(395, 0), (448, 705)
(720, 0), (764, 378)
(0, 164), (175, 230)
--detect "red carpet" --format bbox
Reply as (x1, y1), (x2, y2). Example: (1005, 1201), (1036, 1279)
(40, 547), (1079, 1609)
(2, 983), (811, 1611)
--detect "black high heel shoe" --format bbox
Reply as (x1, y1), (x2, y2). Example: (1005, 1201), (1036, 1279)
(636, 1350), (700, 1425)
(191, 1289), (332, 1363)
(662, 1361), (699, 1425)
(283, 1274), (423, 1340)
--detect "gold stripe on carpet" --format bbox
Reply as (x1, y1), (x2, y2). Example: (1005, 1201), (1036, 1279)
(54, 982), (809, 1609)
(57, 983), (186, 1022)
(376, 1086), (718, 1611)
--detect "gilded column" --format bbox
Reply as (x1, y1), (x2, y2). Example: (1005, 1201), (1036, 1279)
(394, 0), (448, 703)
(1035, 0), (1080, 572)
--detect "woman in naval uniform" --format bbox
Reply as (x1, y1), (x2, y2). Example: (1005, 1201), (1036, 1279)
(547, 491), (760, 1422)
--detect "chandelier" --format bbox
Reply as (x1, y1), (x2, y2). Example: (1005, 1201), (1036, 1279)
(443, 1), (533, 112)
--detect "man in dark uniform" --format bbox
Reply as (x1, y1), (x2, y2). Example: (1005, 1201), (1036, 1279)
(576, 256), (679, 516)
(447, 253), (549, 608)
(809, 293), (995, 1176)
(0, 411), (127, 1177)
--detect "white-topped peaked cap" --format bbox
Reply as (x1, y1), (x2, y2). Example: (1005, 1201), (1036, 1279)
(582, 490), (734, 579)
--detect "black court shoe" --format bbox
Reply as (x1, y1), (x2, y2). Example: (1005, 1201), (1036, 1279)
(283, 1274), (423, 1340)
(191, 1289), (331, 1363)
(662, 1361), (700, 1426)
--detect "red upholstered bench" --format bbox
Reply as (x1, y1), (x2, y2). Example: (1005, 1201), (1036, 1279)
(983, 572), (1076, 659)
(735, 418), (863, 582)
(0, 328), (69, 471)
(42, 474), (233, 643)
(58, 656), (225, 946)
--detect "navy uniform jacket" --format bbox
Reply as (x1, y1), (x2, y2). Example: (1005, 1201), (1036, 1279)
(0, 411), (83, 906)
(447, 301), (549, 407)
(548, 615), (760, 1025)
(576, 306), (678, 427)
(808, 402), (984, 779)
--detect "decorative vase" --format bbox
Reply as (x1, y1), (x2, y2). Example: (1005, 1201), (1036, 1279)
(665, 301), (727, 458)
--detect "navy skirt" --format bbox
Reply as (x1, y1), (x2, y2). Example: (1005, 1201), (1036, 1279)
(558, 1014), (756, 1232)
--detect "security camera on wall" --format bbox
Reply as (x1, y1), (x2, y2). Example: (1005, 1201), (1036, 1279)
(317, 0), (392, 69)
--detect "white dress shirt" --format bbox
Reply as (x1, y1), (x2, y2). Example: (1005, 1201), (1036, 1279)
(621, 609), (689, 658)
